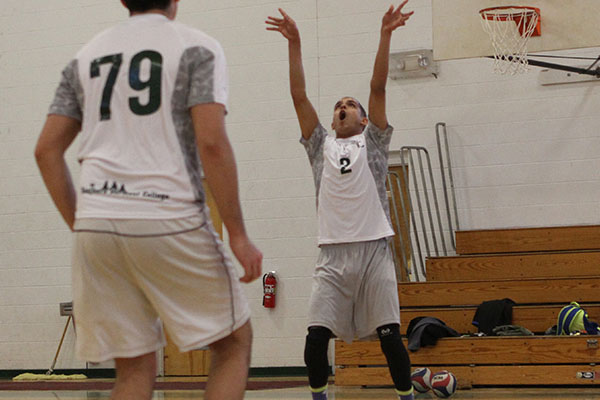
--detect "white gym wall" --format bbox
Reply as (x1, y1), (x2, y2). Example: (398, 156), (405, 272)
(1, 0), (599, 370)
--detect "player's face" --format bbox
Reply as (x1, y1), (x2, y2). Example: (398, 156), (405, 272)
(331, 97), (367, 138)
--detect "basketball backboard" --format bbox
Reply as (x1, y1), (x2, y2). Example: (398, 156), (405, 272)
(433, 0), (600, 61)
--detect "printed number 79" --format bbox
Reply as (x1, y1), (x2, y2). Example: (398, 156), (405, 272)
(90, 50), (162, 120)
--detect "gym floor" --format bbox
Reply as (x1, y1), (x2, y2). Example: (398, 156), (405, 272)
(0, 385), (599, 399)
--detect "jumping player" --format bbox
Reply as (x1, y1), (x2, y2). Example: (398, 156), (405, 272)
(34, 1), (262, 399)
(267, 2), (415, 399)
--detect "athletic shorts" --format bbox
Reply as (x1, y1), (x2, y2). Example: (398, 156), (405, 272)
(72, 214), (250, 363)
(307, 238), (400, 343)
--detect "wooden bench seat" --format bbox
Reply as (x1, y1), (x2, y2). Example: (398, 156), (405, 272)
(335, 364), (600, 387)
(337, 336), (600, 365)
(335, 334), (600, 387)
(455, 225), (600, 255)
(398, 277), (600, 307)
(400, 304), (600, 335)
(427, 251), (600, 281)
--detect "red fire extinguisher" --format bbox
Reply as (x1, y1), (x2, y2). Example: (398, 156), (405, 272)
(262, 271), (277, 308)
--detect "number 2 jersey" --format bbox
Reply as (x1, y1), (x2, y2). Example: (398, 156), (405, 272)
(301, 123), (395, 245)
(48, 14), (228, 219)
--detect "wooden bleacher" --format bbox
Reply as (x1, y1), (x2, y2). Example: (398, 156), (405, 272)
(334, 225), (600, 388)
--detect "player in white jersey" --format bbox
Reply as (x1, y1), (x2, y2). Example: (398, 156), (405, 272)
(267, 3), (415, 400)
(34, 1), (262, 399)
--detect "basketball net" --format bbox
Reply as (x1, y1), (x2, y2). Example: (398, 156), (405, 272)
(480, 6), (540, 75)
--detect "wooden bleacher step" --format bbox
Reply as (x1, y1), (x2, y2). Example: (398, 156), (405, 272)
(455, 225), (600, 255)
(427, 251), (600, 281)
(335, 337), (600, 387)
(336, 336), (599, 367)
(336, 275), (600, 387)
(399, 304), (600, 335)
(335, 225), (600, 388)
(335, 364), (600, 387)
(398, 278), (600, 307)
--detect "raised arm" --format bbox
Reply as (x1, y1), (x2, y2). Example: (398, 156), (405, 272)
(266, 9), (319, 140)
(369, 1), (414, 130)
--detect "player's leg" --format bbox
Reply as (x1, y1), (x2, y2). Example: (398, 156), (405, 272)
(306, 244), (356, 400)
(72, 221), (166, 400)
(118, 216), (252, 398)
(304, 326), (333, 400)
(204, 320), (253, 400)
(355, 239), (413, 399)
(111, 352), (157, 400)
(377, 323), (414, 400)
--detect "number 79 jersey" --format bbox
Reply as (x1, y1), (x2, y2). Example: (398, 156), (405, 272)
(48, 14), (228, 219)
(301, 123), (395, 245)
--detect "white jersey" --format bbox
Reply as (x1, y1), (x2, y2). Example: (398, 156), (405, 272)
(48, 14), (228, 219)
(301, 123), (395, 245)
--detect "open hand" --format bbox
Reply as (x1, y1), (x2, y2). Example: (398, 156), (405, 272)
(266, 8), (300, 42)
(381, 1), (414, 34)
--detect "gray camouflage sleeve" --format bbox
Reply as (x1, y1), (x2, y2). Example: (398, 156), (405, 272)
(48, 59), (83, 121)
(300, 124), (327, 166)
(300, 124), (327, 196)
(365, 121), (393, 152)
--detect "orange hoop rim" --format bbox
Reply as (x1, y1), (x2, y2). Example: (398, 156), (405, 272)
(479, 6), (540, 21)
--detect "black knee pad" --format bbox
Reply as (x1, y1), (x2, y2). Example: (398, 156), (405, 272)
(304, 326), (332, 389)
(304, 326), (331, 364)
(377, 324), (412, 392)
(377, 323), (402, 353)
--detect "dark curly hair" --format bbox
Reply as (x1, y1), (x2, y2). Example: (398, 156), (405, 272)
(122, 0), (171, 12)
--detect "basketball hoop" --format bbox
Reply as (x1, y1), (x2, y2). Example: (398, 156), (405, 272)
(480, 6), (541, 75)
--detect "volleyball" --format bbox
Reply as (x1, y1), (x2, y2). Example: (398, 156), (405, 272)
(410, 367), (432, 393)
(430, 370), (457, 398)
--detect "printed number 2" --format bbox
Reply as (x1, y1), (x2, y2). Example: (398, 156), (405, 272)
(340, 157), (352, 174)
(90, 50), (163, 121)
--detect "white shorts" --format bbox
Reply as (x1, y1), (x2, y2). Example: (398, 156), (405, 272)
(307, 238), (400, 343)
(72, 214), (250, 363)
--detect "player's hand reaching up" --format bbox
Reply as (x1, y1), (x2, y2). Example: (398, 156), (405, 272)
(381, 1), (414, 34)
(266, 8), (300, 42)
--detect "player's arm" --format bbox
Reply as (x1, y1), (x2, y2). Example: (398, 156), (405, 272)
(266, 9), (319, 140)
(191, 103), (262, 283)
(34, 115), (81, 230)
(369, 1), (414, 130)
